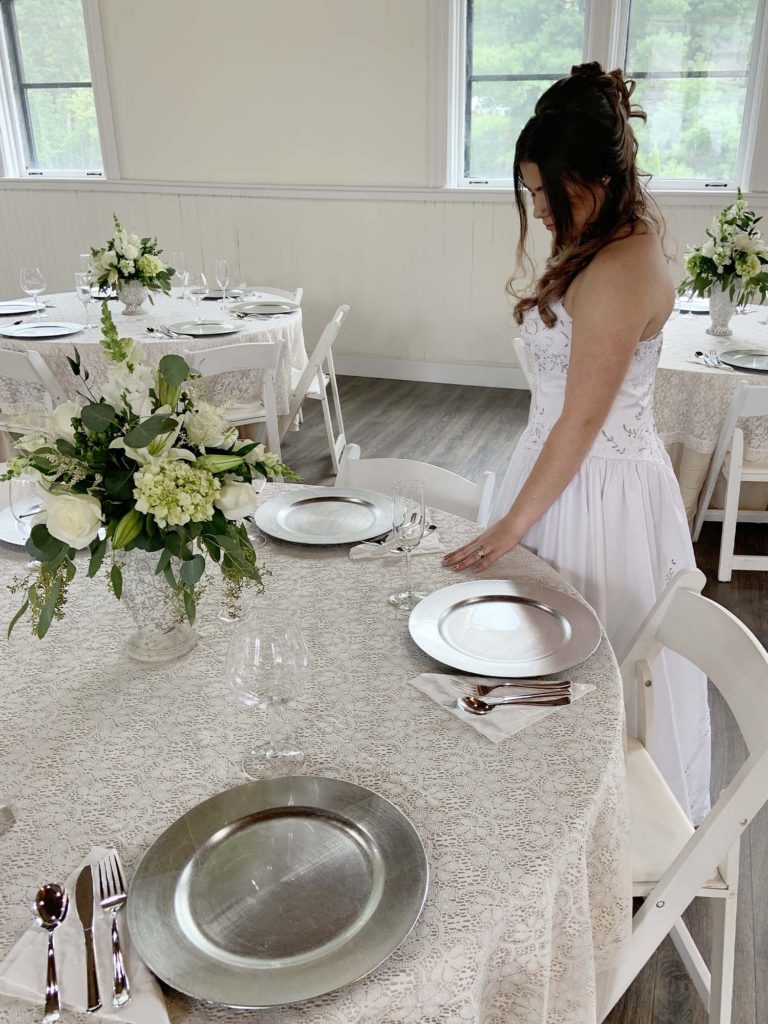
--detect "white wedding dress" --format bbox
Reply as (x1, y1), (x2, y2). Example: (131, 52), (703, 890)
(491, 299), (711, 823)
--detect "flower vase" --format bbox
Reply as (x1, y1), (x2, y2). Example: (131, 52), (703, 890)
(116, 279), (148, 315)
(118, 548), (197, 664)
(707, 284), (736, 337)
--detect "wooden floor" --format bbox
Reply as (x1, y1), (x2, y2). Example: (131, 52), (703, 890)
(282, 375), (768, 1024)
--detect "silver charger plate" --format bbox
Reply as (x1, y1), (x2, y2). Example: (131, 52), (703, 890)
(0, 321), (83, 339)
(253, 486), (392, 544)
(126, 776), (429, 1009)
(409, 578), (602, 677)
(0, 300), (39, 315)
(0, 497), (39, 546)
(674, 296), (709, 314)
(718, 349), (768, 373)
(231, 300), (298, 316)
(203, 288), (245, 300)
(166, 320), (242, 337)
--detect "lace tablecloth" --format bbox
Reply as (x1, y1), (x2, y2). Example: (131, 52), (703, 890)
(0, 487), (630, 1024)
(656, 308), (768, 517)
(0, 291), (306, 414)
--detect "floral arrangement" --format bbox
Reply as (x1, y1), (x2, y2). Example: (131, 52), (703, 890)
(679, 189), (768, 305)
(3, 304), (296, 638)
(89, 215), (174, 298)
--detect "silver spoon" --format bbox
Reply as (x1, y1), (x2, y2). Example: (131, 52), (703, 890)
(457, 692), (571, 714)
(33, 883), (70, 1024)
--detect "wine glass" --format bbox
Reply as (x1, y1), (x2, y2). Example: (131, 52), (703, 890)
(246, 476), (268, 549)
(79, 253), (91, 277)
(388, 479), (426, 610)
(171, 251), (186, 298)
(215, 258), (229, 305)
(9, 474), (42, 545)
(74, 272), (92, 328)
(20, 267), (45, 318)
(225, 617), (310, 777)
(186, 271), (208, 321)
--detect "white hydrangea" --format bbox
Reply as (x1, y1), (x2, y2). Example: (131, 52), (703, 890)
(184, 402), (238, 451)
(134, 460), (220, 528)
(118, 258), (135, 277)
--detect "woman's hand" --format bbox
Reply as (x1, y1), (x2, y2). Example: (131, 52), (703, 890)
(441, 517), (521, 573)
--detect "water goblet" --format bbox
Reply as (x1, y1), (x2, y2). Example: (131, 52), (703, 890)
(79, 252), (91, 274)
(186, 271), (208, 321)
(74, 272), (92, 328)
(20, 267), (45, 318)
(388, 479), (426, 610)
(225, 618), (309, 777)
(171, 251), (186, 298)
(215, 258), (229, 305)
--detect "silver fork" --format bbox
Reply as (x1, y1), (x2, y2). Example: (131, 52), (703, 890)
(97, 854), (130, 1008)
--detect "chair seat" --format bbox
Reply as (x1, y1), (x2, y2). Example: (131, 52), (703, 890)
(627, 737), (725, 893)
(223, 401), (266, 425)
(291, 365), (328, 400)
(722, 456), (768, 481)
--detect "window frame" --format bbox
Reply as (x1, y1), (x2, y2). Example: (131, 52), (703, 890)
(453, 0), (768, 194)
(0, 0), (118, 179)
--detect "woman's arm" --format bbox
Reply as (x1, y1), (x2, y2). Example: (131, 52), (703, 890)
(443, 239), (670, 572)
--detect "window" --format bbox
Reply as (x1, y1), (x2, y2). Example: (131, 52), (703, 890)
(460, 0), (766, 190)
(0, 0), (103, 175)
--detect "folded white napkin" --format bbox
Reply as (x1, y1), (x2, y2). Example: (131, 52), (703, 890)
(0, 846), (169, 1023)
(409, 673), (594, 743)
(350, 530), (446, 561)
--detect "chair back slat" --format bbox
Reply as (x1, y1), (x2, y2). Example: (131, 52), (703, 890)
(185, 342), (279, 378)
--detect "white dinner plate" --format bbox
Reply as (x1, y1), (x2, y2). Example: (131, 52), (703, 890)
(674, 296), (709, 314)
(231, 300), (299, 317)
(127, 777), (428, 1009)
(0, 300), (39, 315)
(718, 349), (768, 373)
(0, 497), (40, 547)
(202, 289), (244, 300)
(253, 486), (393, 545)
(166, 320), (242, 337)
(408, 578), (602, 677)
(0, 321), (84, 339)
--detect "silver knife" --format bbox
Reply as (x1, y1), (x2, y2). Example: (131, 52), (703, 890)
(75, 865), (102, 1012)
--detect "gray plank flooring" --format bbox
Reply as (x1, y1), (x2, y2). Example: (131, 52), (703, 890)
(282, 375), (767, 1024)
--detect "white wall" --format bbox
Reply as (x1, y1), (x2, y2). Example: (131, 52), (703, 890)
(99, 0), (432, 187)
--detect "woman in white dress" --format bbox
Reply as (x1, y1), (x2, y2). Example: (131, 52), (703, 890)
(443, 62), (710, 823)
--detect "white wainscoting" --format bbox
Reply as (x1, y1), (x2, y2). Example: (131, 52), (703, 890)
(0, 184), (763, 388)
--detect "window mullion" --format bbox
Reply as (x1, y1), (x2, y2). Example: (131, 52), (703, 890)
(737, 0), (768, 191)
(583, 0), (628, 69)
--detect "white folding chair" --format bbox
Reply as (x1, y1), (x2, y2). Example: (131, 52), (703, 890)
(0, 348), (66, 410)
(692, 381), (768, 580)
(184, 342), (282, 458)
(337, 443), (496, 525)
(283, 305), (349, 474)
(597, 567), (768, 1024)
(247, 286), (303, 306)
(513, 336), (532, 387)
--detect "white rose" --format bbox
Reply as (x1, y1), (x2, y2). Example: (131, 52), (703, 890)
(214, 481), (258, 520)
(700, 239), (715, 258)
(48, 400), (81, 445)
(44, 493), (102, 548)
(123, 242), (140, 261)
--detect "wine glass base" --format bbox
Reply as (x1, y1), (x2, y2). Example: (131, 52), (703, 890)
(388, 590), (425, 611)
(243, 745), (306, 779)
(246, 524), (268, 549)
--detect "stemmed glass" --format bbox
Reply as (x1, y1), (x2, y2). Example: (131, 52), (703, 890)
(186, 271), (208, 321)
(20, 267), (45, 318)
(246, 476), (268, 549)
(171, 251), (186, 298)
(215, 258), (229, 305)
(388, 479), (426, 610)
(225, 617), (310, 777)
(74, 272), (92, 328)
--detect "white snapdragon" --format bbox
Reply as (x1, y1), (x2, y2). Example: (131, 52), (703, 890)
(48, 401), (81, 445)
(101, 361), (156, 417)
(43, 492), (103, 548)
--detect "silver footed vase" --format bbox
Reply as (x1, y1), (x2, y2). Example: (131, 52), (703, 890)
(707, 283), (736, 337)
(118, 548), (197, 664)
(116, 279), (148, 315)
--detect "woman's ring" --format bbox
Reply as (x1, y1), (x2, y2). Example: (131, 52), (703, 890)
(477, 545), (485, 560)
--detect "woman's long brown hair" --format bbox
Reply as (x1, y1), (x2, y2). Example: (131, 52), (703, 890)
(508, 61), (663, 327)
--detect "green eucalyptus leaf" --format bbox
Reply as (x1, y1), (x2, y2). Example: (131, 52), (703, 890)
(55, 438), (78, 457)
(158, 353), (189, 388)
(87, 536), (108, 577)
(180, 554), (205, 586)
(163, 563), (177, 590)
(155, 548), (172, 575)
(123, 415), (178, 450)
(7, 598), (30, 638)
(26, 525), (66, 563)
(110, 563), (123, 599)
(36, 578), (62, 639)
(183, 587), (196, 624)
(81, 402), (116, 433)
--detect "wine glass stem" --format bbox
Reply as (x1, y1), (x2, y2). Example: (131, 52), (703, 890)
(264, 701), (278, 757)
(405, 547), (413, 597)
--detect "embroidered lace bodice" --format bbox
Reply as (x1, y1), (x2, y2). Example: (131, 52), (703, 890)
(520, 299), (667, 461)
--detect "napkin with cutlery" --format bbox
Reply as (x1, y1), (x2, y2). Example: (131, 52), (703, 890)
(350, 527), (446, 561)
(409, 673), (594, 742)
(0, 845), (169, 1023)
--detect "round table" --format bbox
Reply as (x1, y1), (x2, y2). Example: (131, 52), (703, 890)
(0, 291), (307, 459)
(0, 487), (630, 1024)
(656, 306), (768, 519)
